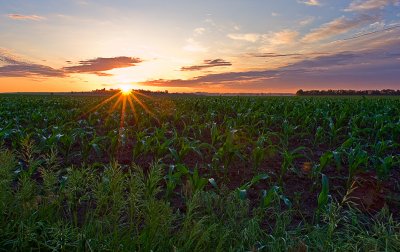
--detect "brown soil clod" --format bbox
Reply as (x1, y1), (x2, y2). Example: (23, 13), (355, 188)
(342, 172), (387, 213)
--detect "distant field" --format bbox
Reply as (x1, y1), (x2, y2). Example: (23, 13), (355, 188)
(0, 93), (399, 251)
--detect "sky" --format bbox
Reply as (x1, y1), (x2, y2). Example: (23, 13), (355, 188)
(0, 0), (400, 93)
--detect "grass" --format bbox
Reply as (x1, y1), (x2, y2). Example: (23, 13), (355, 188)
(0, 149), (399, 251)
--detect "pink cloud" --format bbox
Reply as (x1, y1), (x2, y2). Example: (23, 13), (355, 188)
(7, 14), (45, 21)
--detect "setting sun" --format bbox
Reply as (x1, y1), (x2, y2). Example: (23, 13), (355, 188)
(120, 85), (132, 95)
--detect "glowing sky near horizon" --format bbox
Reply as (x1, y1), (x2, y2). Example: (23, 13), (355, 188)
(1, 0), (400, 93)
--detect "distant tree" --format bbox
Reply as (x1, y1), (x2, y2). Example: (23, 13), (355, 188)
(296, 89), (304, 96)
(296, 89), (400, 96)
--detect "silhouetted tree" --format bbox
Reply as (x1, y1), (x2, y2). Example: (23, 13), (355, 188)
(296, 89), (400, 96)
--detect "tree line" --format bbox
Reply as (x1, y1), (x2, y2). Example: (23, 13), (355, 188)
(296, 89), (400, 96)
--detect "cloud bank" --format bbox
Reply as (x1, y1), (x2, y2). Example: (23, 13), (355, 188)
(139, 33), (400, 91)
(0, 52), (143, 78)
(0, 50), (64, 77)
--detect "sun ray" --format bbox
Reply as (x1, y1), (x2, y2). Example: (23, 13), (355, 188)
(127, 95), (138, 123)
(79, 87), (161, 162)
(132, 90), (155, 100)
(109, 94), (125, 114)
(81, 91), (121, 117)
(131, 93), (157, 120)
(84, 87), (159, 134)
(120, 95), (127, 129)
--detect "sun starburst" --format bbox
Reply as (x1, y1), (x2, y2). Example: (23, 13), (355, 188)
(83, 87), (157, 131)
(120, 85), (132, 95)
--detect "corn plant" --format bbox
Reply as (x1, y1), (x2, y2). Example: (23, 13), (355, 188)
(212, 129), (243, 178)
(260, 186), (292, 209)
(236, 173), (269, 200)
(345, 144), (369, 187)
(279, 146), (305, 185)
(317, 174), (330, 212)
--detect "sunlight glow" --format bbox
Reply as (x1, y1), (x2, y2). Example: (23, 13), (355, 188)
(120, 84), (132, 95)
(82, 89), (159, 146)
(80, 88), (160, 158)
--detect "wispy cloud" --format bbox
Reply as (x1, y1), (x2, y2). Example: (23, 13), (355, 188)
(302, 14), (378, 42)
(249, 53), (303, 58)
(63, 57), (142, 76)
(183, 38), (208, 52)
(299, 16), (315, 26)
(228, 30), (298, 49)
(298, 0), (321, 6)
(227, 33), (261, 42)
(7, 14), (45, 21)
(181, 59), (232, 71)
(193, 27), (206, 36)
(345, 0), (394, 12)
(265, 29), (299, 45)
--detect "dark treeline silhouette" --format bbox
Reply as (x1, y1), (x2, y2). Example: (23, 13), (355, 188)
(296, 89), (400, 96)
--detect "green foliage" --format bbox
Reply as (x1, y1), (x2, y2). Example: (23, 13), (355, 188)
(0, 94), (399, 251)
(279, 146), (306, 185)
(317, 174), (330, 212)
(237, 173), (269, 200)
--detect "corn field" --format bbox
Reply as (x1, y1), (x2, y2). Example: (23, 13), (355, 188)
(0, 93), (399, 251)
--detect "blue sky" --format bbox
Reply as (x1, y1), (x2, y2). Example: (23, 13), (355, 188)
(0, 0), (400, 92)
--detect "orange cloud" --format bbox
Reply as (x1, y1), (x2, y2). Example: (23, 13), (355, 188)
(63, 57), (142, 76)
(345, 0), (394, 12)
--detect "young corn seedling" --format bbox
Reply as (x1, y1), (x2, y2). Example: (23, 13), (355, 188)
(312, 150), (341, 178)
(279, 146), (305, 186)
(251, 135), (272, 172)
(375, 156), (397, 180)
(164, 164), (186, 199)
(346, 144), (369, 188)
(260, 186), (292, 209)
(187, 166), (208, 196)
(210, 122), (220, 147)
(132, 131), (148, 159)
(212, 129), (243, 179)
(236, 173), (269, 200)
(169, 138), (204, 164)
(280, 120), (298, 148)
(317, 173), (330, 212)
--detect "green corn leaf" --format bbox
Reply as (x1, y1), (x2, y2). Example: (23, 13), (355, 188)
(238, 189), (247, 200)
(317, 174), (329, 210)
